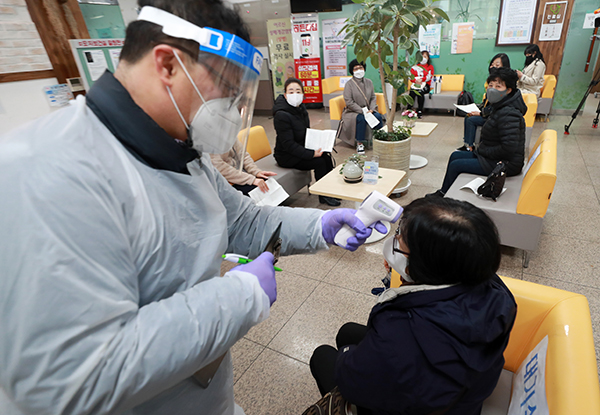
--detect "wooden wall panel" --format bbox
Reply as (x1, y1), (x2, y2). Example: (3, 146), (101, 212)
(24, 0), (89, 84)
(531, 0), (576, 77)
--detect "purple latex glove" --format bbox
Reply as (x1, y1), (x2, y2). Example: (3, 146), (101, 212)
(321, 209), (388, 251)
(234, 252), (277, 306)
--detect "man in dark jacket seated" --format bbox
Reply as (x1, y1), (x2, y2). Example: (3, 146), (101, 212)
(309, 197), (517, 415)
(430, 67), (526, 197)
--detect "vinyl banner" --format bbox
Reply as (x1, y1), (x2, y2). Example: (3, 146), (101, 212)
(322, 18), (347, 77)
(267, 18), (295, 99)
(291, 14), (323, 103)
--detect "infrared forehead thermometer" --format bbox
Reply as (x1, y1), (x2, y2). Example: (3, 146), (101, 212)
(334, 191), (403, 248)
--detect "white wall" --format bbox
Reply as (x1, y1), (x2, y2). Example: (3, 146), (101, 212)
(119, 0), (138, 26)
(0, 77), (61, 134)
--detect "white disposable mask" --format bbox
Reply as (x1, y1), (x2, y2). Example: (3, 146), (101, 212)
(353, 69), (365, 79)
(168, 52), (243, 154)
(285, 93), (303, 107)
(383, 237), (413, 283)
(421, 58), (428, 65)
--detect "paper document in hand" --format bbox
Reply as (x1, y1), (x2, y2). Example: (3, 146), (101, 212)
(361, 107), (380, 129)
(460, 177), (506, 197)
(305, 128), (337, 153)
(453, 103), (480, 114)
(248, 178), (289, 207)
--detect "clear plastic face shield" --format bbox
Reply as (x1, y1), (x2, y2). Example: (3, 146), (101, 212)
(137, 6), (262, 163)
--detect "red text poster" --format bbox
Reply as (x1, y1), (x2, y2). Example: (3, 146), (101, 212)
(295, 57), (323, 104)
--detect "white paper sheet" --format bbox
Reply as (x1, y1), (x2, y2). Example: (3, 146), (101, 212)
(362, 107), (380, 128)
(453, 103), (480, 114)
(460, 177), (507, 197)
(248, 178), (289, 207)
(305, 128), (337, 153)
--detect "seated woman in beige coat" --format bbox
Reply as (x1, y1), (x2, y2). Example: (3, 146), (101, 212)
(338, 60), (385, 149)
(210, 140), (276, 195)
(517, 44), (546, 98)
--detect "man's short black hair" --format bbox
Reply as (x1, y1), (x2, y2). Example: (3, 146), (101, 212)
(284, 77), (303, 93)
(399, 197), (501, 286)
(348, 59), (366, 75)
(486, 67), (518, 91)
(120, 0), (251, 64)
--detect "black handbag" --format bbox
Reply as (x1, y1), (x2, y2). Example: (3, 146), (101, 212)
(477, 161), (506, 201)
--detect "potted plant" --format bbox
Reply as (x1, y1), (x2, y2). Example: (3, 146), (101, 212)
(339, 154), (367, 183)
(373, 125), (412, 187)
(342, 0), (449, 136)
(401, 109), (418, 127)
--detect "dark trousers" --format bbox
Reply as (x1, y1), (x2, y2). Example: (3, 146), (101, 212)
(309, 322), (368, 397)
(356, 112), (384, 143)
(289, 153), (334, 181)
(440, 151), (487, 193)
(408, 83), (430, 113)
(463, 115), (485, 146)
(232, 183), (257, 196)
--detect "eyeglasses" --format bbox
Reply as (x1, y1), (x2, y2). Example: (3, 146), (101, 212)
(392, 227), (410, 256)
(200, 60), (244, 104)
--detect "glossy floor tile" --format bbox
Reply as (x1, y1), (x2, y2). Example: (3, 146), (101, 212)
(233, 105), (600, 414)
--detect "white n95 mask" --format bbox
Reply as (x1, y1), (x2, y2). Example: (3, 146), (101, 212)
(383, 237), (413, 283)
(168, 52), (243, 155)
(421, 58), (428, 65)
(285, 93), (304, 107)
(353, 69), (365, 79)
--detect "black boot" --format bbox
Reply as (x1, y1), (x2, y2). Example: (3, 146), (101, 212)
(319, 196), (341, 206)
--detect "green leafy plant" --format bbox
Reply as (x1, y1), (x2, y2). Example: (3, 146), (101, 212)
(373, 124), (412, 141)
(342, 0), (449, 135)
(455, 0), (482, 23)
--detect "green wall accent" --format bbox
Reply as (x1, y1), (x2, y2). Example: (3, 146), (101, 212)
(552, 0), (600, 110)
(317, 0), (600, 109)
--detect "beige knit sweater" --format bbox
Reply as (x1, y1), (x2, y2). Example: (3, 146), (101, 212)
(210, 140), (263, 186)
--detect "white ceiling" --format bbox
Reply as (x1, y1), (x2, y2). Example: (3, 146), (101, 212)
(225, 0), (291, 46)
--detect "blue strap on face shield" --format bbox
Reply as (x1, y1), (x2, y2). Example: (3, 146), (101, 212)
(137, 6), (263, 75)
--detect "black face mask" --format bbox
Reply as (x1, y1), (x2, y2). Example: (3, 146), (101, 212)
(525, 56), (535, 66)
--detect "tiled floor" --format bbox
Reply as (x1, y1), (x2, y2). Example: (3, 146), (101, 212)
(229, 100), (600, 414)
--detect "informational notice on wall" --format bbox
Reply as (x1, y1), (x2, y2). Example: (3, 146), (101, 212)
(267, 18), (294, 99)
(69, 39), (124, 91)
(539, 1), (568, 41)
(451, 22), (474, 54)
(418, 24), (442, 58)
(322, 18), (348, 78)
(497, 0), (537, 45)
(43, 84), (74, 107)
(291, 14), (322, 103)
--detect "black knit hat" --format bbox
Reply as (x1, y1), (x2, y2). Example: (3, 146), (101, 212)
(349, 59), (367, 75)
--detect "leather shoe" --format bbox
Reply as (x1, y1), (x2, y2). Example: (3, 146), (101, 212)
(425, 190), (445, 198)
(456, 144), (469, 151)
(319, 196), (341, 206)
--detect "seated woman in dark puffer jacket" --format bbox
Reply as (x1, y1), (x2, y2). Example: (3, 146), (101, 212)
(431, 67), (526, 197)
(309, 196), (517, 415)
(273, 77), (340, 206)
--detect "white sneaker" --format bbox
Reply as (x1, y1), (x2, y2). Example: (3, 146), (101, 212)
(356, 142), (365, 155)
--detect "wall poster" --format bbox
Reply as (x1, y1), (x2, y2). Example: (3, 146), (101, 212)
(496, 0), (538, 46)
(418, 24), (442, 58)
(539, 1), (568, 41)
(451, 22), (475, 54)
(267, 18), (294, 99)
(291, 13), (323, 104)
(322, 18), (348, 78)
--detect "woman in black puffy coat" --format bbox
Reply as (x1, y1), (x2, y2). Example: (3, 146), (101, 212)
(432, 67), (526, 196)
(273, 77), (340, 206)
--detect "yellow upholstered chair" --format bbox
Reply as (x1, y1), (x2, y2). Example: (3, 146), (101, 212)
(375, 92), (387, 115)
(322, 76), (352, 109)
(439, 74), (464, 92)
(329, 95), (346, 130)
(522, 93), (538, 152)
(516, 130), (557, 217)
(389, 272), (600, 415)
(537, 75), (557, 120)
(238, 126), (272, 161)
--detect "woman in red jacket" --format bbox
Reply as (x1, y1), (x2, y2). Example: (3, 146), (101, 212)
(408, 50), (434, 118)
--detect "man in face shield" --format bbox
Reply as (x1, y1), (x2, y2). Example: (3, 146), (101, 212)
(0, 1), (382, 415)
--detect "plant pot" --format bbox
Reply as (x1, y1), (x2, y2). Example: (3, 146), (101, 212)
(402, 119), (417, 128)
(373, 136), (411, 188)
